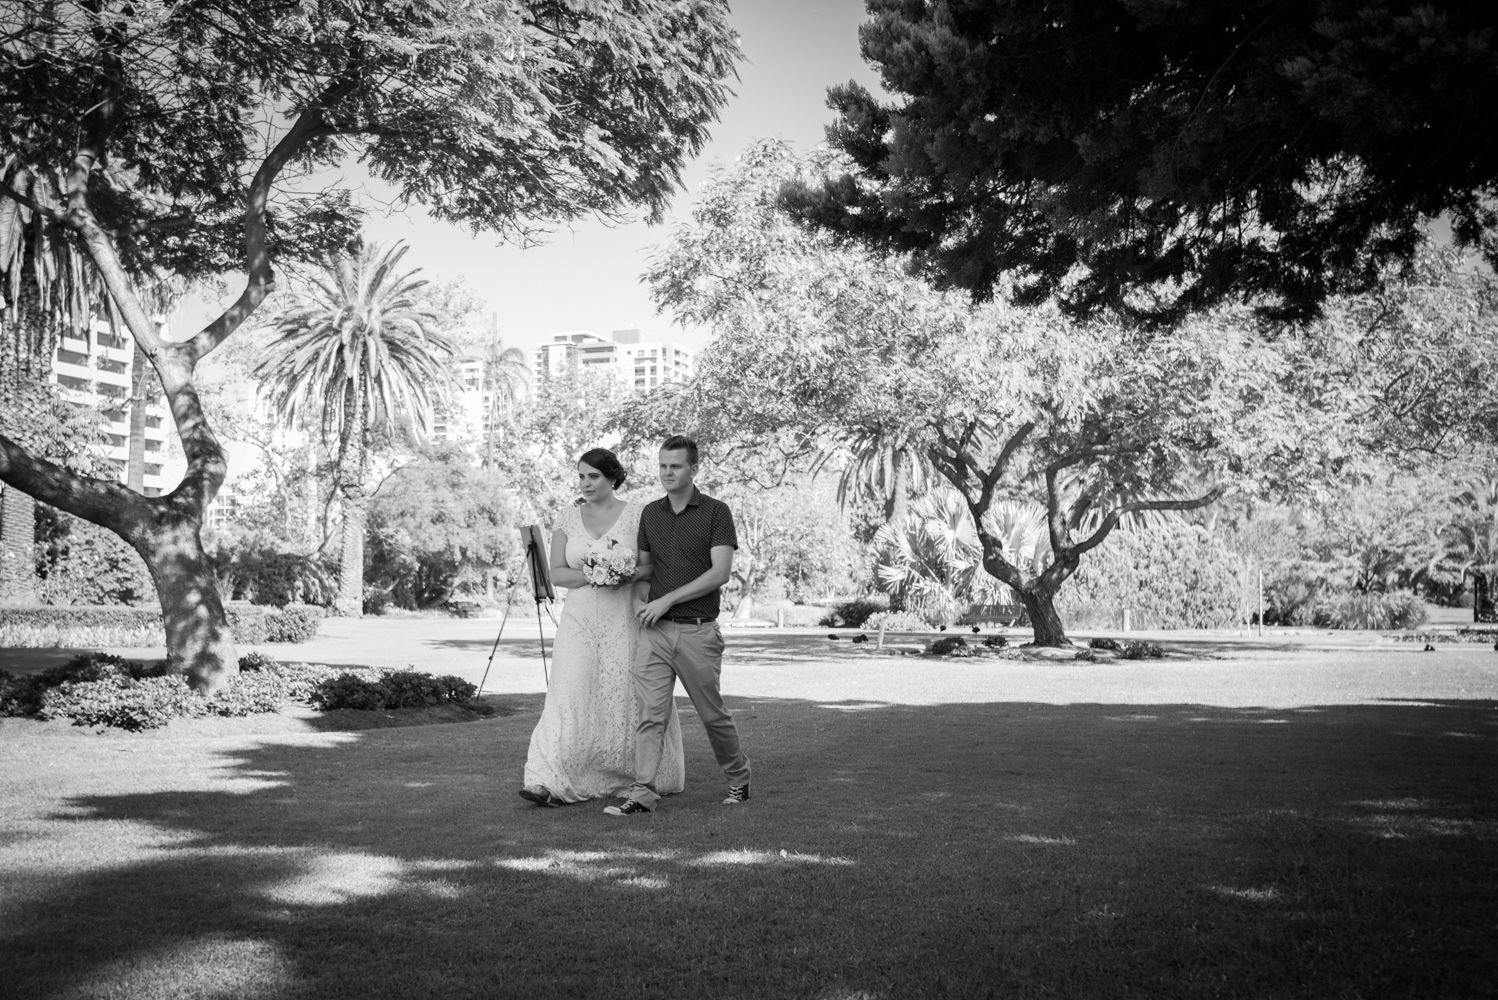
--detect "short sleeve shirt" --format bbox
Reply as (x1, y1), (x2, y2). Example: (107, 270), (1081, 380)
(637, 487), (738, 620)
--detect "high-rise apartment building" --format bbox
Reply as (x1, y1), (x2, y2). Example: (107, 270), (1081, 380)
(53, 322), (172, 496)
(532, 328), (694, 392)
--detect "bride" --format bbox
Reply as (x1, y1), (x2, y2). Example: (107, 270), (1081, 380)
(519, 447), (685, 805)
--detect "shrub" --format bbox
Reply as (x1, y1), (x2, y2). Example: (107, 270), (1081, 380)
(818, 595), (890, 629)
(226, 603), (271, 644)
(1261, 578), (1323, 626)
(264, 603), (323, 643)
(865, 610), (933, 632)
(927, 636), (972, 656)
(1, 653), (132, 717)
(309, 673), (389, 711)
(205, 671), (291, 717)
(213, 545), (336, 608)
(308, 669), (477, 712)
(380, 669), (452, 708)
(239, 651), (279, 673)
(1058, 519), (1250, 629)
(1321, 590), (1429, 630)
(1089, 637), (1121, 651)
(0, 607), (162, 648)
(42, 675), (206, 731)
(263, 662), (367, 702)
(982, 634), (1008, 649)
(1120, 641), (1165, 660)
(35, 513), (155, 607)
(434, 674), (478, 705)
(0, 669), (33, 717)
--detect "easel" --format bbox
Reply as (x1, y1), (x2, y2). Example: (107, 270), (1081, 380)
(479, 524), (557, 694)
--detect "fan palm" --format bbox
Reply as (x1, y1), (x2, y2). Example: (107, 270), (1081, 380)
(255, 242), (456, 616)
(872, 489), (1045, 623)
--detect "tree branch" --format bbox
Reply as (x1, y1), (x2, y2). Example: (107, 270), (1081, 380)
(188, 75), (362, 361)
(1070, 486), (1227, 559)
(0, 183), (65, 223)
(0, 432), (141, 533)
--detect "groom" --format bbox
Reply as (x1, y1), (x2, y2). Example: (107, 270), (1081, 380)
(605, 435), (752, 815)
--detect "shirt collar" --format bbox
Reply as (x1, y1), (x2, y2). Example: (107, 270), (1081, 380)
(659, 487), (702, 510)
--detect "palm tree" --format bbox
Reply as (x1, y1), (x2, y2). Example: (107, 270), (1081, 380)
(478, 331), (531, 467)
(1440, 477), (1498, 622)
(872, 489), (1049, 624)
(1, 166), (107, 604)
(255, 242), (457, 617)
(825, 424), (931, 528)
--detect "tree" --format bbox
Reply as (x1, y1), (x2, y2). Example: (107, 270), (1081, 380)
(497, 365), (632, 523)
(255, 241), (457, 616)
(365, 445), (521, 610)
(0, 0), (739, 689)
(785, 1), (1498, 324)
(1, 165), (111, 602)
(873, 488), (1013, 625)
(649, 140), (1346, 645)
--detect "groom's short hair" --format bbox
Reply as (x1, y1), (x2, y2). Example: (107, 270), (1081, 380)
(661, 434), (699, 466)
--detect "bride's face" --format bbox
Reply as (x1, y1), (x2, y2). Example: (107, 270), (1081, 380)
(577, 462), (615, 504)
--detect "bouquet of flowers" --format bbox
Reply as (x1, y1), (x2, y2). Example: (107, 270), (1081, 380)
(580, 539), (637, 587)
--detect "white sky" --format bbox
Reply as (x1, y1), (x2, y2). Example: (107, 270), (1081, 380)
(182, 1), (881, 354)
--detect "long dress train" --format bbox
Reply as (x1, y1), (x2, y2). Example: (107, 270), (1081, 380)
(521, 500), (685, 801)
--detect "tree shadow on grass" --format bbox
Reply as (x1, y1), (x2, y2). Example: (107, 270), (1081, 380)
(4, 696), (1496, 999)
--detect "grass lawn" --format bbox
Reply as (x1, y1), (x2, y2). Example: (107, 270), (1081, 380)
(2, 631), (1495, 999)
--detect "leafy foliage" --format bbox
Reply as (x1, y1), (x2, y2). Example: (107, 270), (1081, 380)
(788, 1), (1498, 324)
(1057, 518), (1251, 630)
(1321, 591), (1428, 631)
(926, 636), (972, 657)
(308, 670), (476, 711)
(818, 595), (890, 630)
(647, 139), (1355, 643)
(0, 606), (162, 647)
(364, 445), (521, 609)
(35, 511), (155, 606)
(1, 0), (740, 685)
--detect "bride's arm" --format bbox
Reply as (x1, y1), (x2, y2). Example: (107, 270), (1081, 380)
(549, 528), (590, 589)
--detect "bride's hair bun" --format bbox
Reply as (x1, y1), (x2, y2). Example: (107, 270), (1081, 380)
(579, 447), (627, 488)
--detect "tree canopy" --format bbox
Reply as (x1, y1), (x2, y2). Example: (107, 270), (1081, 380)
(0, 0), (740, 688)
(648, 140), (1352, 643)
(785, 0), (1498, 324)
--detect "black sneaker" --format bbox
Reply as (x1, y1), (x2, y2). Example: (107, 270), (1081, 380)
(722, 783), (750, 805)
(519, 786), (563, 808)
(603, 799), (652, 816)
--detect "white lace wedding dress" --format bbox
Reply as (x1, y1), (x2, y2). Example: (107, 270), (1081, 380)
(522, 500), (685, 802)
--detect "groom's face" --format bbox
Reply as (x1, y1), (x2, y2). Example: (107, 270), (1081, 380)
(658, 448), (696, 494)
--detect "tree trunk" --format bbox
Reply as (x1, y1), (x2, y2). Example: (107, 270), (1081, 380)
(0, 484), (38, 605)
(336, 481), (366, 617)
(732, 565), (757, 620)
(886, 447), (909, 526)
(134, 511), (237, 693)
(1016, 585), (1072, 647)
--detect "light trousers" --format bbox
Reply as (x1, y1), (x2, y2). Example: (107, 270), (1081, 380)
(628, 620), (750, 807)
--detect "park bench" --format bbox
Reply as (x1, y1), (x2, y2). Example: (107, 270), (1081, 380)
(446, 599), (484, 618)
(956, 602), (1027, 627)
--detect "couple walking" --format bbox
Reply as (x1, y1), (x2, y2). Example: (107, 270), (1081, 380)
(518, 435), (751, 815)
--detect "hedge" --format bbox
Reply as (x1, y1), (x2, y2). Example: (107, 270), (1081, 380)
(0, 603), (324, 647)
(2, 652), (469, 730)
